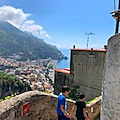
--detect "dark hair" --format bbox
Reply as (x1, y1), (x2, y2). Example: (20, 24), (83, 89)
(62, 86), (70, 93)
(80, 93), (85, 99)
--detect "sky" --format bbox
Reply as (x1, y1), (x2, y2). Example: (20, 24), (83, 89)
(0, 0), (119, 50)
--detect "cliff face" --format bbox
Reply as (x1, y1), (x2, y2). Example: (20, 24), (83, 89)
(0, 91), (101, 120)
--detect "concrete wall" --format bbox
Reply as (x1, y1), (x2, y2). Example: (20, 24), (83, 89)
(70, 49), (106, 101)
(0, 91), (101, 120)
(101, 34), (120, 119)
(54, 71), (73, 94)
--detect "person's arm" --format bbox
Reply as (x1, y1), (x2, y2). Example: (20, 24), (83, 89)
(70, 105), (76, 117)
(83, 108), (89, 120)
(60, 105), (69, 117)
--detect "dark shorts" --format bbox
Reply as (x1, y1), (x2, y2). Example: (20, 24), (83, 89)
(58, 114), (70, 120)
(76, 118), (85, 120)
(76, 116), (85, 120)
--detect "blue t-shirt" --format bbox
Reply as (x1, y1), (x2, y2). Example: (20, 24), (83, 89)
(57, 93), (67, 115)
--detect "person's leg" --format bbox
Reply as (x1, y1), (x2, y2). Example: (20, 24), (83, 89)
(58, 114), (61, 120)
(58, 114), (64, 120)
(76, 117), (81, 120)
(62, 116), (70, 120)
(58, 115), (70, 120)
(76, 117), (85, 120)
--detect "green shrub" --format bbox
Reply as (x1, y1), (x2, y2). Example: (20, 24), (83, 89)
(43, 91), (52, 93)
(14, 93), (17, 96)
(86, 97), (98, 104)
(0, 99), (3, 102)
(5, 96), (11, 100)
(11, 94), (14, 97)
(68, 85), (80, 100)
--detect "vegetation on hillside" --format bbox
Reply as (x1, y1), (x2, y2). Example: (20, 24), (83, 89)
(0, 71), (31, 99)
(0, 21), (65, 60)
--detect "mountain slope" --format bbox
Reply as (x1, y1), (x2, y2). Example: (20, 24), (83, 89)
(0, 21), (64, 60)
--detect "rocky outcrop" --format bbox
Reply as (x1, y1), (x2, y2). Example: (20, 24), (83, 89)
(0, 91), (101, 120)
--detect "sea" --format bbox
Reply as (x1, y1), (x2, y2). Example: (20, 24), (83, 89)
(56, 49), (70, 69)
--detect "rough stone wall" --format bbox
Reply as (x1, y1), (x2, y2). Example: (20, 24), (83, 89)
(54, 71), (73, 95)
(87, 96), (102, 120)
(0, 91), (101, 120)
(0, 91), (74, 120)
(70, 50), (106, 101)
(101, 34), (120, 119)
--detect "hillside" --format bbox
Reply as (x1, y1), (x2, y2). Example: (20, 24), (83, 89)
(0, 21), (64, 60)
(0, 71), (31, 99)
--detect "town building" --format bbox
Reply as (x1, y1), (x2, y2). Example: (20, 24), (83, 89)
(28, 73), (38, 83)
(54, 46), (106, 101)
(54, 68), (73, 94)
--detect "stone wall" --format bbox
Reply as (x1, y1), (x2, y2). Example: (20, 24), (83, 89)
(70, 49), (106, 101)
(54, 71), (73, 95)
(101, 34), (120, 119)
(87, 96), (101, 120)
(0, 91), (101, 120)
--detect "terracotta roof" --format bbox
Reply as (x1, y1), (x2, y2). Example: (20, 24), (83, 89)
(31, 81), (35, 85)
(5, 69), (9, 71)
(44, 85), (51, 89)
(71, 48), (106, 52)
(55, 68), (70, 74)
(64, 68), (70, 71)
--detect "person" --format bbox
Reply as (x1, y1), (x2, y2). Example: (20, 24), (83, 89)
(70, 93), (89, 120)
(57, 85), (70, 120)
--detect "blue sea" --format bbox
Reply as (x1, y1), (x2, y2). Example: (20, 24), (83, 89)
(56, 49), (70, 69)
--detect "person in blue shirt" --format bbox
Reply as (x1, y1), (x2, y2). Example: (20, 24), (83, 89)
(57, 86), (70, 120)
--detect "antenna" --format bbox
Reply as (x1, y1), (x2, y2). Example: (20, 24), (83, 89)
(110, 0), (120, 34)
(85, 32), (95, 49)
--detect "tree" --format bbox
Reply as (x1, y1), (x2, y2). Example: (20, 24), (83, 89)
(68, 85), (80, 100)
(0, 71), (32, 99)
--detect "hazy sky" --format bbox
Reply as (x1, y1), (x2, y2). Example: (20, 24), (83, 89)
(0, 0), (119, 49)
